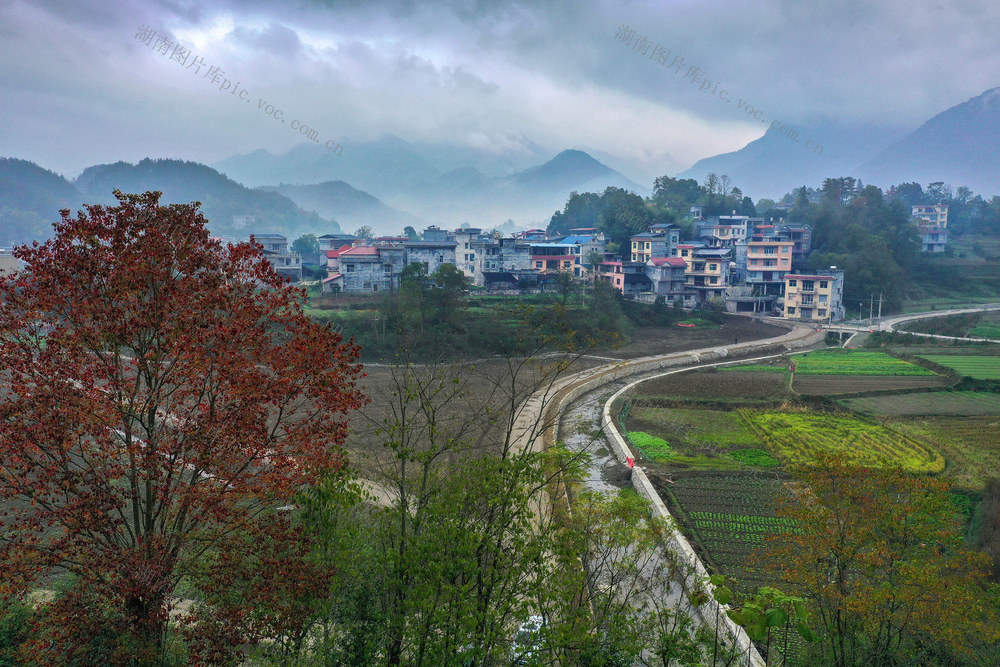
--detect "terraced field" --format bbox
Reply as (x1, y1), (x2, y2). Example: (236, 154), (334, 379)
(891, 416), (1000, 491)
(740, 410), (945, 474)
(842, 391), (1000, 416)
(918, 355), (1000, 380)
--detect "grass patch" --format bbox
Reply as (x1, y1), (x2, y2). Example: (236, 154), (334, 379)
(918, 355), (1000, 380)
(739, 410), (945, 474)
(793, 349), (935, 376)
(727, 448), (780, 467)
(969, 325), (1000, 339)
(628, 431), (674, 461)
(676, 318), (715, 327)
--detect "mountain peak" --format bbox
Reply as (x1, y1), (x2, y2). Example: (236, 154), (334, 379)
(859, 86), (1000, 195)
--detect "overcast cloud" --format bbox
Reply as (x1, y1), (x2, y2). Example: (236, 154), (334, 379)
(1, 0), (997, 183)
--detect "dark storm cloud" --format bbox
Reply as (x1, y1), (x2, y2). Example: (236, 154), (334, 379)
(1, 0), (998, 180)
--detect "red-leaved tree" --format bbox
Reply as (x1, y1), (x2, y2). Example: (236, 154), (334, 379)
(0, 190), (365, 663)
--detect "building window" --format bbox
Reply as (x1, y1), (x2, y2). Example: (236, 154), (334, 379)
(819, 280), (828, 289)
(786, 306), (796, 314)
(681, 249), (689, 257)
(384, 264), (393, 274)
(346, 264), (355, 273)
(818, 309), (827, 317)
(535, 261), (543, 268)
(802, 281), (814, 290)
(709, 263), (718, 271)
(788, 279), (797, 287)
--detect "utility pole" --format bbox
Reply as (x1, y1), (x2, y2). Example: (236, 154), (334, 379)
(877, 292), (883, 320)
(859, 302), (863, 322)
(869, 293), (874, 321)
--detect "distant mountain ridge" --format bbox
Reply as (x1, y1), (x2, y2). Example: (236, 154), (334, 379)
(859, 88), (1000, 196)
(216, 140), (648, 229)
(261, 181), (426, 234)
(681, 88), (1000, 199)
(0, 157), (340, 244)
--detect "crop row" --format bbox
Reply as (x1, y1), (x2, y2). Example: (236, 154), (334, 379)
(690, 512), (795, 528)
(917, 355), (1000, 380)
(738, 410), (945, 474)
(793, 350), (936, 376)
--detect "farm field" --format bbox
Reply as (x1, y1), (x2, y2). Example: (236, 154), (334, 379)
(632, 370), (794, 401)
(792, 349), (935, 376)
(740, 410), (945, 474)
(625, 406), (766, 468)
(891, 416), (1000, 491)
(842, 391), (1000, 416)
(917, 354), (1000, 380)
(628, 407), (762, 448)
(651, 471), (787, 594)
(791, 374), (951, 395)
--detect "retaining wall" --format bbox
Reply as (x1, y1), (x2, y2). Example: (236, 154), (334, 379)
(544, 324), (822, 666)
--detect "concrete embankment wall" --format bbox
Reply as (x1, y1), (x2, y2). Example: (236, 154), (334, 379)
(546, 325), (822, 667)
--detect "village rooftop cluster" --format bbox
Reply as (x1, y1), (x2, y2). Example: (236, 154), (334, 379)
(245, 202), (950, 325)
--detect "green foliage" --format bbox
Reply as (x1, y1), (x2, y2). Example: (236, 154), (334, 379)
(767, 460), (1000, 666)
(291, 233), (319, 258)
(628, 431), (674, 461)
(727, 448), (779, 467)
(0, 601), (31, 666)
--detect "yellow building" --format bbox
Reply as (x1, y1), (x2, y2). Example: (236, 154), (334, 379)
(783, 269), (845, 322)
(674, 244), (730, 301)
(911, 204), (948, 227)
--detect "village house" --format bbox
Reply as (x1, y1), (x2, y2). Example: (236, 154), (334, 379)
(783, 268), (845, 322)
(597, 260), (651, 296)
(630, 223), (679, 264)
(645, 256), (689, 300)
(403, 238), (458, 276)
(253, 233), (302, 282)
(454, 227), (482, 279)
(912, 204), (949, 253)
(674, 244), (731, 302)
(318, 233), (359, 251)
(471, 236), (535, 286)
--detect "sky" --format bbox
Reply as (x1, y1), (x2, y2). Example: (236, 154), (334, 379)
(2, 0), (999, 183)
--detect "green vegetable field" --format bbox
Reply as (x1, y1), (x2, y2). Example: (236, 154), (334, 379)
(792, 349), (935, 376)
(917, 355), (1000, 380)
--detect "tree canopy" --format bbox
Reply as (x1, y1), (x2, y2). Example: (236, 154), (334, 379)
(0, 190), (365, 663)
